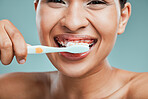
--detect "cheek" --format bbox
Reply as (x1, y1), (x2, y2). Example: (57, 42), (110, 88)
(93, 9), (118, 37)
(36, 5), (64, 45)
(36, 5), (66, 68)
(88, 7), (119, 58)
(93, 7), (118, 40)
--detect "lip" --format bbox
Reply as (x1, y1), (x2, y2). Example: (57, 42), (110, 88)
(54, 34), (98, 61)
(54, 34), (98, 41)
(59, 46), (94, 61)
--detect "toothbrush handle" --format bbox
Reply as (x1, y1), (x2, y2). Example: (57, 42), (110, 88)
(44, 47), (66, 53)
(27, 46), (66, 54)
(27, 46), (44, 54)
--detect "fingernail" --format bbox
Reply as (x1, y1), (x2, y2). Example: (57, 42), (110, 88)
(19, 59), (25, 64)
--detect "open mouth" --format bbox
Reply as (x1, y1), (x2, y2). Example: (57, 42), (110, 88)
(53, 34), (98, 60)
(54, 34), (98, 48)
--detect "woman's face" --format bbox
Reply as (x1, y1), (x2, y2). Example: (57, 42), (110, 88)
(35, 0), (124, 77)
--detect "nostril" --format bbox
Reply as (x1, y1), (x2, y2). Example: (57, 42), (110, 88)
(60, 16), (89, 32)
(62, 26), (73, 33)
(61, 22), (88, 32)
(81, 26), (86, 29)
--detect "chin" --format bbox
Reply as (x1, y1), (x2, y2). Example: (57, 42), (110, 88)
(47, 53), (99, 78)
(61, 64), (89, 78)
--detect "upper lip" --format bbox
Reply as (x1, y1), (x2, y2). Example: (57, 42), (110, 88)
(54, 34), (98, 40)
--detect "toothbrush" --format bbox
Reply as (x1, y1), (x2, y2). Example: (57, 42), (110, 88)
(27, 43), (89, 54)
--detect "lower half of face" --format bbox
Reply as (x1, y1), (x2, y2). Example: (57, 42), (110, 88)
(36, 0), (119, 77)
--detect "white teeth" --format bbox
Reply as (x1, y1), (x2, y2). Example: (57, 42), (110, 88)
(66, 42), (74, 47)
(66, 42), (89, 47)
(61, 41), (64, 46)
(81, 40), (85, 43)
(57, 39), (94, 47)
(85, 40), (90, 43)
(90, 43), (94, 45)
(75, 41), (79, 43)
(65, 40), (68, 44)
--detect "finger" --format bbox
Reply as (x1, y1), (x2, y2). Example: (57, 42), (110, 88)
(27, 43), (31, 46)
(0, 49), (1, 61)
(2, 20), (27, 64)
(0, 27), (14, 65)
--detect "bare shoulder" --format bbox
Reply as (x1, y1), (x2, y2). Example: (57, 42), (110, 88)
(105, 68), (148, 99)
(128, 72), (148, 98)
(0, 72), (53, 99)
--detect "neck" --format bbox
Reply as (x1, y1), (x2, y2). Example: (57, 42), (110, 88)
(57, 59), (119, 99)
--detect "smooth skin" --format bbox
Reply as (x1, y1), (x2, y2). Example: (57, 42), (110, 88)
(0, 0), (148, 99)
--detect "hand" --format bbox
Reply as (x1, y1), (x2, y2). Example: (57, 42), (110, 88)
(0, 19), (28, 65)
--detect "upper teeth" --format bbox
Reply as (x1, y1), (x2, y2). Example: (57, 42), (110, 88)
(66, 42), (89, 47)
(56, 39), (95, 47)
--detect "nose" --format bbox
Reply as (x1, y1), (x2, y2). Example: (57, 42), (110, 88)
(60, 3), (89, 32)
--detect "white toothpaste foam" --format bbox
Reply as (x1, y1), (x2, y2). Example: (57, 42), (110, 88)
(66, 42), (89, 47)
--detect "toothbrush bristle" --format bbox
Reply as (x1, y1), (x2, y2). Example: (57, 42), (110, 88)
(66, 42), (89, 53)
(66, 42), (89, 47)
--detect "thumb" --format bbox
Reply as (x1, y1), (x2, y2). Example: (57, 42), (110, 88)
(26, 43), (32, 46)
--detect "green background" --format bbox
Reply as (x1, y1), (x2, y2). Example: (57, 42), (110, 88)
(0, 0), (148, 74)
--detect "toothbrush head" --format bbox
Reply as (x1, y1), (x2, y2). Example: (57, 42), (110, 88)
(66, 42), (89, 53)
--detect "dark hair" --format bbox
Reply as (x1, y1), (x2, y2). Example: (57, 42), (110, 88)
(35, 0), (127, 9)
(120, 0), (127, 9)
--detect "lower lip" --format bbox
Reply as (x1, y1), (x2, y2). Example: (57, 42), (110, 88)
(60, 47), (92, 61)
